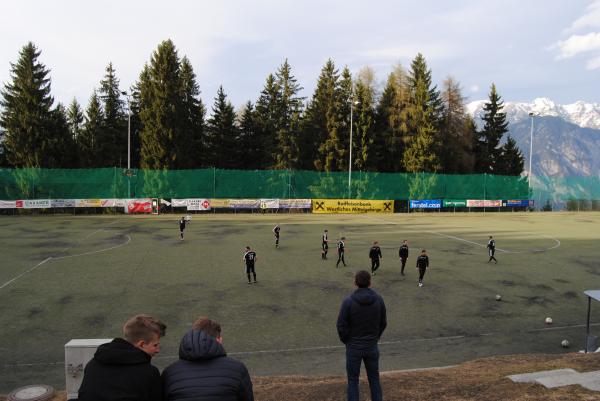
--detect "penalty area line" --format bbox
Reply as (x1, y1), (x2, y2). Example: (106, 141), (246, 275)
(0, 257), (52, 290)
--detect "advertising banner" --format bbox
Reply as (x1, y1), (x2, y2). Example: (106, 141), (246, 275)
(187, 198), (211, 211)
(51, 199), (76, 208)
(126, 199), (153, 214)
(229, 199), (261, 209)
(260, 199), (280, 209)
(76, 199), (103, 208)
(210, 199), (231, 208)
(16, 199), (52, 209)
(443, 199), (467, 208)
(410, 199), (442, 209)
(467, 199), (502, 207)
(279, 199), (312, 209)
(171, 199), (188, 208)
(0, 200), (16, 209)
(504, 199), (533, 207)
(312, 199), (394, 214)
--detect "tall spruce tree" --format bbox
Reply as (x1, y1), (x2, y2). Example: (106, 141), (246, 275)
(0, 42), (69, 167)
(353, 67), (376, 171)
(439, 76), (474, 173)
(474, 83), (509, 174)
(497, 135), (524, 176)
(402, 54), (441, 172)
(179, 56), (206, 168)
(254, 73), (281, 167)
(237, 101), (261, 169)
(67, 98), (84, 141)
(79, 92), (104, 167)
(98, 62), (126, 167)
(273, 59), (303, 170)
(205, 86), (238, 168)
(138, 40), (186, 169)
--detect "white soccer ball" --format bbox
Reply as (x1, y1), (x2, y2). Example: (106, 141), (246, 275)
(561, 339), (570, 348)
(495, 294), (502, 301)
(545, 317), (553, 325)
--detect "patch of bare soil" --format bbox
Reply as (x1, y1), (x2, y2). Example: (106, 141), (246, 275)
(4, 353), (600, 401)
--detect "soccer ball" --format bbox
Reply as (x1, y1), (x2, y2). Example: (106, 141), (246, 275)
(545, 317), (553, 325)
(495, 294), (502, 301)
(561, 339), (570, 348)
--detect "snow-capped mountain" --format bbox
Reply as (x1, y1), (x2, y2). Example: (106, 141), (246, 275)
(467, 98), (600, 129)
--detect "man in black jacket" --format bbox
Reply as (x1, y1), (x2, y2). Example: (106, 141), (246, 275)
(162, 317), (254, 401)
(399, 240), (409, 275)
(337, 270), (387, 401)
(75, 314), (166, 401)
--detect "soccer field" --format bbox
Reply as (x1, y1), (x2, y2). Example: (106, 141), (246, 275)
(1, 212), (600, 392)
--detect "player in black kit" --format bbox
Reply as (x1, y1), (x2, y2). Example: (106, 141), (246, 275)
(487, 236), (497, 264)
(399, 240), (409, 275)
(273, 224), (281, 248)
(416, 249), (429, 287)
(179, 217), (186, 240)
(336, 237), (347, 268)
(243, 246), (257, 283)
(322, 229), (329, 260)
(369, 241), (382, 275)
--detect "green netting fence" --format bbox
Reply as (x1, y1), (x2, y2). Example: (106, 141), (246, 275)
(0, 168), (540, 200)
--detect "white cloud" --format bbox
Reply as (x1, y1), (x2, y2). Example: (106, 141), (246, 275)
(564, 0), (600, 33)
(470, 85), (480, 93)
(585, 55), (600, 69)
(554, 32), (600, 58)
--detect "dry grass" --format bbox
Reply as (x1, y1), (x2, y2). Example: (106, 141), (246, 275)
(5, 353), (600, 401)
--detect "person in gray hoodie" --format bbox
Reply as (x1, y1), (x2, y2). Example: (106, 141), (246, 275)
(337, 270), (387, 401)
(162, 317), (253, 401)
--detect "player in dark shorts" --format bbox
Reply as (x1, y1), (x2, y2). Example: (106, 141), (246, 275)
(399, 240), (409, 275)
(416, 249), (429, 287)
(179, 217), (186, 240)
(273, 224), (280, 248)
(322, 229), (329, 260)
(487, 236), (497, 264)
(243, 246), (257, 284)
(336, 237), (347, 268)
(369, 241), (382, 275)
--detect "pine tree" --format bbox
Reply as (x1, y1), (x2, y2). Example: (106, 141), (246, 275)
(66, 98), (84, 141)
(474, 83), (509, 174)
(402, 54), (441, 172)
(497, 135), (524, 175)
(139, 40), (186, 169)
(353, 67), (376, 171)
(98, 62), (126, 167)
(179, 57), (206, 168)
(237, 101), (261, 169)
(255, 73), (281, 167)
(0, 42), (67, 167)
(206, 86), (238, 168)
(79, 92), (104, 167)
(439, 76), (474, 173)
(273, 59), (303, 170)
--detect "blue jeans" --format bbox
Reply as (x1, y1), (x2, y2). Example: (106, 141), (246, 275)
(346, 345), (382, 401)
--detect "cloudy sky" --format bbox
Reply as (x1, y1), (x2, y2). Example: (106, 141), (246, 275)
(1, 0), (599, 110)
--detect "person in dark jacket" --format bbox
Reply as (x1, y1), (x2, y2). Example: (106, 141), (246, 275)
(75, 314), (166, 401)
(162, 317), (254, 401)
(416, 249), (430, 287)
(369, 241), (382, 275)
(336, 270), (387, 401)
(399, 240), (409, 275)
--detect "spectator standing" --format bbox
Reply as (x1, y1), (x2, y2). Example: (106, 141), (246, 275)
(336, 270), (387, 401)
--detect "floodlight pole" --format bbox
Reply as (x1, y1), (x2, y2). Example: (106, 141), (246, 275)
(122, 91), (132, 198)
(528, 112), (538, 200)
(348, 96), (359, 199)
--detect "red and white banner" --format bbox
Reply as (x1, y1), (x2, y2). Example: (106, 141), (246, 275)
(467, 199), (502, 208)
(0, 200), (16, 209)
(16, 199), (51, 209)
(126, 199), (153, 214)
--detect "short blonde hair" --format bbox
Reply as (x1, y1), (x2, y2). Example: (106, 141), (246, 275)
(123, 314), (166, 343)
(192, 317), (222, 338)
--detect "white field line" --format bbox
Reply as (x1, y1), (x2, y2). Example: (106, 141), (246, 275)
(424, 231), (561, 254)
(5, 323), (599, 369)
(0, 220), (125, 290)
(51, 235), (131, 260)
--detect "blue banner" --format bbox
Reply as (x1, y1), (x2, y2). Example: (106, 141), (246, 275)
(410, 199), (442, 209)
(504, 200), (534, 207)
